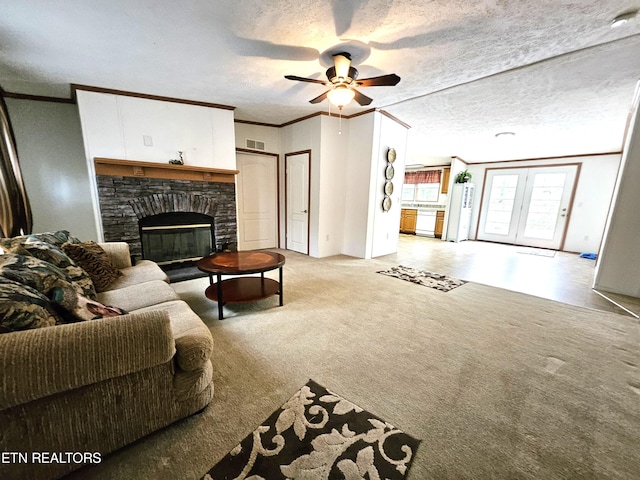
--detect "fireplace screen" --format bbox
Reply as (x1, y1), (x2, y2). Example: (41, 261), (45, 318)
(139, 213), (214, 265)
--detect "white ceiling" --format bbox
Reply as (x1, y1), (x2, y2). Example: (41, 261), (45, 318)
(1, 0), (639, 164)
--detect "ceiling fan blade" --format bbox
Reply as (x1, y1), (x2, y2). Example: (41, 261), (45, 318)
(309, 91), (329, 104)
(356, 74), (401, 87)
(285, 75), (327, 85)
(353, 90), (373, 106)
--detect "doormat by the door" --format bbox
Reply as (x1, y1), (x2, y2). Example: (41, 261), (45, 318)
(517, 248), (556, 257)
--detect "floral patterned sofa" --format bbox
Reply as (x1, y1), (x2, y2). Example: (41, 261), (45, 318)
(0, 231), (214, 480)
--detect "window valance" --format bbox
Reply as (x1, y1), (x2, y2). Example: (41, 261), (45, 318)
(404, 170), (441, 184)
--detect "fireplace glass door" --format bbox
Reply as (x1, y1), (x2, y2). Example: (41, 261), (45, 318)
(139, 212), (215, 265)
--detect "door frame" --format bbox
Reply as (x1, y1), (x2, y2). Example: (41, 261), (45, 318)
(475, 162), (581, 251)
(284, 149), (311, 255)
(235, 147), (281, 248)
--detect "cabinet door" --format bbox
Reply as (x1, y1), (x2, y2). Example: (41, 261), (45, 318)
(434, 211), (445, 238)
(441, 168), (451, 194)
(400, 209), (417, 234)
(406, 211), (417, 233)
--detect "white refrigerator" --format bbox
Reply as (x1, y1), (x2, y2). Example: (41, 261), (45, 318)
(446, 183), (474, 242)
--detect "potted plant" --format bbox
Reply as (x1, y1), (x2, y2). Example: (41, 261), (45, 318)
(455, 169), (472, 183)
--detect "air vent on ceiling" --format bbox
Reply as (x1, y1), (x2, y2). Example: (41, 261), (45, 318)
(246, 138), (265, 151)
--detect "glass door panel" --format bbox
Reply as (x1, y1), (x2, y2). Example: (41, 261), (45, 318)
(484, 174), (519, 235)
(516, 167), (577, 249)
(521, 173), (566, 240)
(477, 169), (527, 244)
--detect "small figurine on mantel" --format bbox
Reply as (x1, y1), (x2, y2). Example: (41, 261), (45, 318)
(169, 151), (185, 165)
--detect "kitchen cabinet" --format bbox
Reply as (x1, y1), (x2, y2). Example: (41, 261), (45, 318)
(400, 209), (417, 234)
(434, 210), (445, 238)
(441, 168), (451, 194)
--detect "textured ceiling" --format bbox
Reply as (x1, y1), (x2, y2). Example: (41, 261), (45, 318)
(1, 0), (640, 163)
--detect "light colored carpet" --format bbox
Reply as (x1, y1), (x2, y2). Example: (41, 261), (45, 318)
(67, 250), (640, 480)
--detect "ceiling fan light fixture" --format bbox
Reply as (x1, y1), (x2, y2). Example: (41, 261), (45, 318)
(611, 10), (638, 28)
(495, 131), (516, 138)
(333, 52), (352, 79)
(327, 85), (355, 109)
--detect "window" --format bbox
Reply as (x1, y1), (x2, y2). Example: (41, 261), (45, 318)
(402, 184), (416, 201)
(415, 183), (440, 202)
(403, 170), (442, 202)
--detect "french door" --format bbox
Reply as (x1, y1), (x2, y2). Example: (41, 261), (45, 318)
(477, 165), (578, 249)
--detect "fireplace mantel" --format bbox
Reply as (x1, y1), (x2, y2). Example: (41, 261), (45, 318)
(94, 157), (239, 183)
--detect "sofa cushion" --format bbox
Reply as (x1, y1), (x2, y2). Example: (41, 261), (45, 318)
(50, 286), (128, 322)
(132, 300), (213, 371)
(0, 237), (97, 299)
(0, 253), (87, 297)
(108, 260), (169, 290)
(96, 280), (179, 312)
(62, 241), (122, 292)
(0, 277), (61, 333)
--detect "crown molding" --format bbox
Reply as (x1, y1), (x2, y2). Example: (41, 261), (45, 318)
(71, 84), (235, 111)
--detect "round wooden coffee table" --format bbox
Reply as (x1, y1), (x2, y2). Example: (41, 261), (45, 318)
(196, 251), (286, 319)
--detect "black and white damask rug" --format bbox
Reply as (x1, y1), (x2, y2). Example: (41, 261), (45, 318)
(202, 379), (419, 480)
(377, 265), (466, 292)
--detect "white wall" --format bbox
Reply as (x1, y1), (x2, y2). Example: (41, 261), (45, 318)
(318, 115), (348, 258)
(281, 116), (322, 256)
(343, 114), (375, 258)
(595, 87), (640, 297)
(6, 98), (98, 241)
(370, 114), (408, 258)
(76, 90), (237, 240)
(464, 154), (620, 253)
(234, 122), (280, 154)
(76, 91), (236, 169)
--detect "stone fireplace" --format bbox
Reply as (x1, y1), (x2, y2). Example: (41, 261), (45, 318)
(94, 158), (238, 263)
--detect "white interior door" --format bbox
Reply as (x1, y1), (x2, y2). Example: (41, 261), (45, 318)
(236, 153), (278, 250)
(286, 152), (310, 254)
(478, 165), (577, 249)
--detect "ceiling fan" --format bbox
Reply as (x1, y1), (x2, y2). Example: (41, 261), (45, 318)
(284, 52), (400, 109)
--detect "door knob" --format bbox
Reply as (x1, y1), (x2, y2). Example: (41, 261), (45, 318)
(302, 210), (308, 213)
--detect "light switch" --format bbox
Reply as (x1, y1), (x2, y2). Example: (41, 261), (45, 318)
(143, 135), (153, 146)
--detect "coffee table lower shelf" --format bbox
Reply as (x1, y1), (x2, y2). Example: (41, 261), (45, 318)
(204, 277), (281, 305)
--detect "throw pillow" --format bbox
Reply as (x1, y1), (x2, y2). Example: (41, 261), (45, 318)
(29, 230), (82, 247)
(0, 238), (97, 300)
(62, 241), (122, 293)
(0, 253), (86, 297)
(50, 286), (128, 322)
(0, 277), (62, 333)
(0, 230), (81, 250)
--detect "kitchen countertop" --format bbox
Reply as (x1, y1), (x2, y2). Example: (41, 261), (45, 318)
(402, 204), (447, 212)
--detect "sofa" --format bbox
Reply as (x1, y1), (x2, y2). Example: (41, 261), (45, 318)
(0, 231), (214, 480)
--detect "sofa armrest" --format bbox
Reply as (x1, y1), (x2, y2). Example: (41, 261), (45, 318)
(0, 311), (175, 410)
(98, 241), (133, 269)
